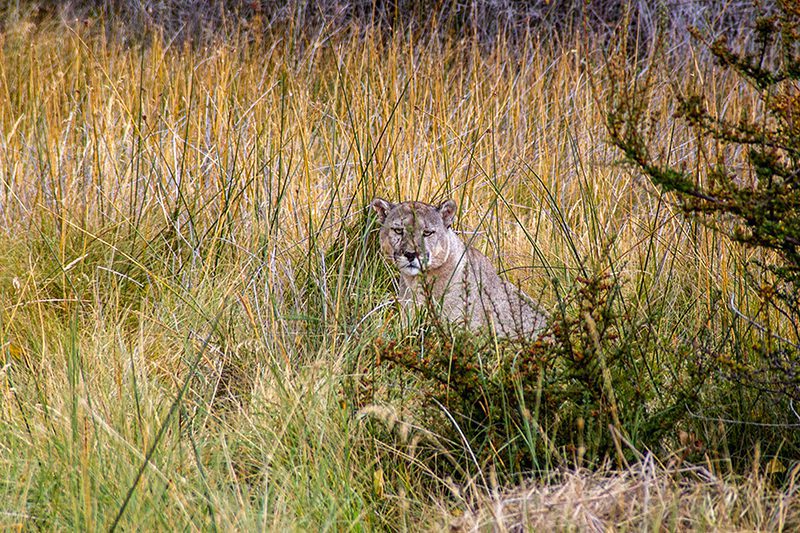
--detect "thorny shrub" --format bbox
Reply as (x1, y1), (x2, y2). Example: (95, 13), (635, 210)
(364, 272), (709, 481)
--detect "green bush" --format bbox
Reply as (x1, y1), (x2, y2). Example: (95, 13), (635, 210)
(366, 271), (709, 480)
(605, 1), (800, 464)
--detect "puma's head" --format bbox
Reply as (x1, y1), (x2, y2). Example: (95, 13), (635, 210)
(370, 198), (457, 276)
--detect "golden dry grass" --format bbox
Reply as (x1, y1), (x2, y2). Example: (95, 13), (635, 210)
(445, 458), (800, 531)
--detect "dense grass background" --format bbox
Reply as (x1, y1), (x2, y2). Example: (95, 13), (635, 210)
(1, 1), (798, 529)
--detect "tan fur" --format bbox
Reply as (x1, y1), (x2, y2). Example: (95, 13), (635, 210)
(371, 198), (546, 339)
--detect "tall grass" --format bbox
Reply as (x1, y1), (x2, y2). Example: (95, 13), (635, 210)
(0, 5), (797, 530)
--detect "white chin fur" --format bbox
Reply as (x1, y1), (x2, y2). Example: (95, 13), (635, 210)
(399, 264), (421, 275)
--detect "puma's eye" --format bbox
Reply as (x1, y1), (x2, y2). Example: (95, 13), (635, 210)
(423, 230), (435, 237)
(393, 228), (404, 236)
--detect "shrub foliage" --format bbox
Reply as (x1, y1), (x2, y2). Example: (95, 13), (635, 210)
(368, 272), (709, 480)
(606, 3), (800, 405)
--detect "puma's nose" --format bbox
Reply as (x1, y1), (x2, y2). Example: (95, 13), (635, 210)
(404, 251), (417, 262)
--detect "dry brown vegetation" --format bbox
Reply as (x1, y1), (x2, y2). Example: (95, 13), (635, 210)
(445, 458), (799, 531)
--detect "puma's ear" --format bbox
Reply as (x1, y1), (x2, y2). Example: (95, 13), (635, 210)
(438, 199), (457, 228)
(370, 198), (394, 223)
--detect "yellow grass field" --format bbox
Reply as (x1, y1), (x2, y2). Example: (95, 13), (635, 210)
(1, 4), (798, 530)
